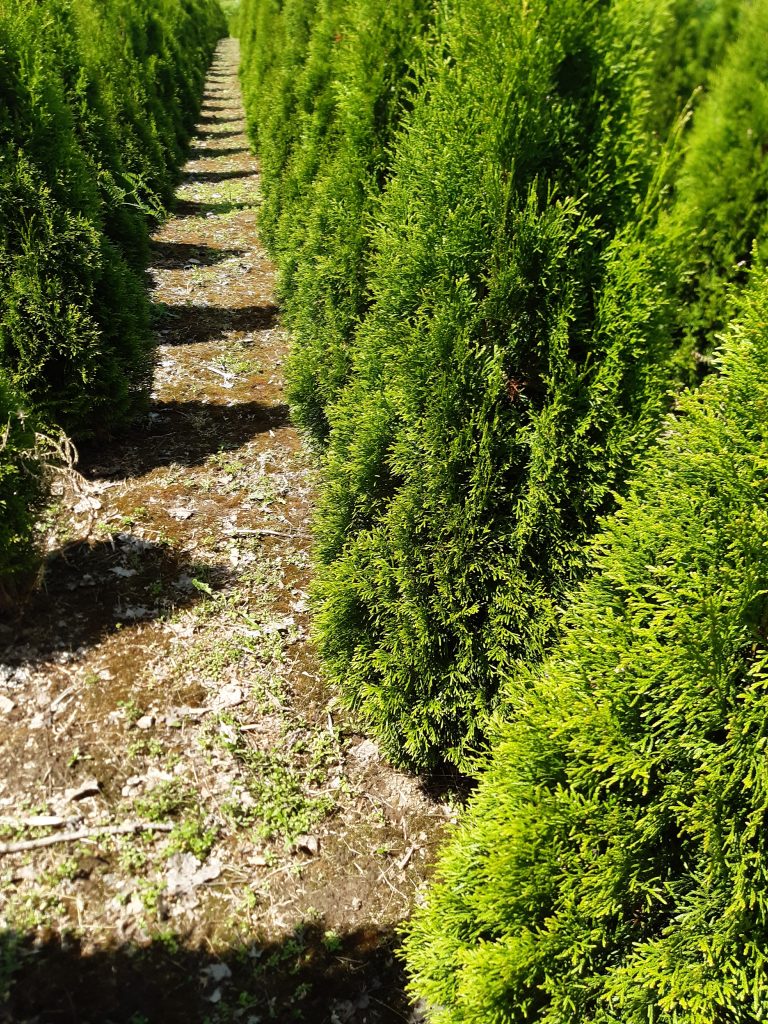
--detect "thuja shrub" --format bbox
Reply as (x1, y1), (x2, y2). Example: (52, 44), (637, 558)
(0, 375), (43, 590)
(241, 0), (738, 448)
(239, 0), (281, 148)
(311, 0), (692, 770)
(240, 0), (322, 249)
(0, 374), (46, 606)
(644, 0), (742, 137)
(280, 0), (435, 442)
(404, 269), (768, 1024)
(0, 0), (224, 435)
(266, 0), (349, 263)
(660, 0), (768, 378)
(221, 1), (243, 37)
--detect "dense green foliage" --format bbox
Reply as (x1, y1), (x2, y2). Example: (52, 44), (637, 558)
(645, 0), (742, 135)
(221, 0), (243, 35)
(241, 0), (767, 770)
(308, 0), (680, 769)
(404, 266), (768, 1023)
(0, 0), (224, 591)
(662, 0), (768, 377)
(0, 0), (224, 435)
(241, 0), (434, 441)
(0, 376), (43, 584)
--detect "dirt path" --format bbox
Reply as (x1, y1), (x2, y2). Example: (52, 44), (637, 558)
(0, 40), (450, 1024)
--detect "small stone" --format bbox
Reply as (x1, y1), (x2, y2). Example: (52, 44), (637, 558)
(262, 616), (294, 636)
(295, 834), (319, 856)
(65, 778), (101, 802)
(135, 715), (154, 731)
(201, 962), (232, 984)
(349, 739), (379, 765)
(168, 506), (195, 521)
(24, 815), (67, 828)
(73, 496), (102, 514)
(212, 684), (243, 711)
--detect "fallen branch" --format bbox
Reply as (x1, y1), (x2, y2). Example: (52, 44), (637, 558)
(207, 364), (236, 381)
(0, 815), (80, 831)
(0, 820), (173, 855)
(226, 527), (311, 540)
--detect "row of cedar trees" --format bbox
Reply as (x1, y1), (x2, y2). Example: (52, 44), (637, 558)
(0, 0), (225, 588)
(240, 0), (768, 1020)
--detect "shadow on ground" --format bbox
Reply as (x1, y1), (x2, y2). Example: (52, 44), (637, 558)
(149, 242), (246, 269)
(1, 537), (231, 658)
(188, 146), (249, 160)
(155, 303), (279, 344)
(185, 169), (255, 184)
(0, 921), (423, 1024)
(198, 129), (247, 141)
(173, 198), (256, 218)
(81, 400), (290, 478)
(198, 114), (244, 126)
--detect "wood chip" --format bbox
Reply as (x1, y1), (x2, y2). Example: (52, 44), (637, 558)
(398, 844), (417, 871)
(0, 815), (78, 830)
(225, 527), (311, 540)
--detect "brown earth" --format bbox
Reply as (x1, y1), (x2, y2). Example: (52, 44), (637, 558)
(0, 39), (455, 1024)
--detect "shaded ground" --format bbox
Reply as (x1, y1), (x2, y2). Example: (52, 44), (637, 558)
(1, 925), (414, 1024)
(0, 40), (452, 1024)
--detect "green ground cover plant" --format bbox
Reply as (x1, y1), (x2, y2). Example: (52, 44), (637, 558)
(404, 265), (768, 1023)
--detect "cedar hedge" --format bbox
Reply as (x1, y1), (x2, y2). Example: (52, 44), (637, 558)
(308, 0), (681, 770)
(240, 0), (434, 442)
(0, 0), (225, 435)
(0, 0), (224, 592)
(240, 0), (767, 771)
(0, 376), (43, 589)
(403, 265), (768, 1024)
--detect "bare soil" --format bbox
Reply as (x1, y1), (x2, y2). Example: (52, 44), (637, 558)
(0, 40), (453, 1024)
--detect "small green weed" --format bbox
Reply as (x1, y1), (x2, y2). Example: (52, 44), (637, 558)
(135, 779), (194, 822)
(167, 816), (218, 859)
(127, 737), (165, 759)
(220, 729), (336, 844)
(118, 837), (150, 874)
(138, 880), (164, 915)
(117, 698), (144, 725)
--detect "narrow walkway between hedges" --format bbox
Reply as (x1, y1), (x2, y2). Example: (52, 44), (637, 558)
(0, 39), (445, 1023)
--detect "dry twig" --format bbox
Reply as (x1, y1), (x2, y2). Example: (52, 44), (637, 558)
(226, 527), (311, 540)
(0, 820), (173, 855)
